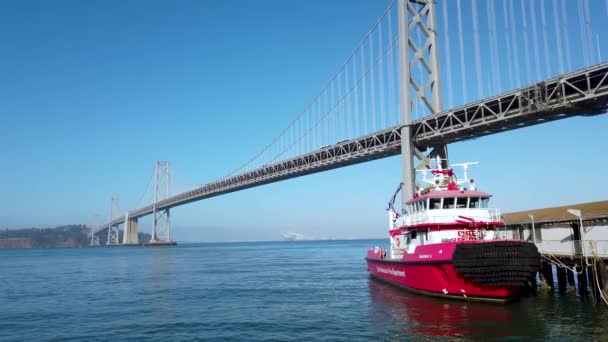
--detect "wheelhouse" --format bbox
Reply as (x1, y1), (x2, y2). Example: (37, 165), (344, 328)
(407, 194), (491, 214)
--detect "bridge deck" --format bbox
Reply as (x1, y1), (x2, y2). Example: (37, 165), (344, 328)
(97, 62), (608, 232)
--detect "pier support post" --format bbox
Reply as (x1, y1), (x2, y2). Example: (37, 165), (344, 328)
(556, 266), (567, 291)
(589, 264), (601, 301)
(577, 264), (588, 298)
(566, 265), (576, 288)
(541, 262), (554, 289)
(599, 261), (608, 293)
(122, 213), (139, 245)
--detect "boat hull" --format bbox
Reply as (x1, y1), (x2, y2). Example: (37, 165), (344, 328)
(366, 240), (539, 303)
(366, 258), (519, 303)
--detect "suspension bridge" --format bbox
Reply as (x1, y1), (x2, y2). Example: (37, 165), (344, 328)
(90, 0), (608, 245)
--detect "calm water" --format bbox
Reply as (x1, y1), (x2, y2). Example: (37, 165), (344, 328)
(1, 239), (607, 341)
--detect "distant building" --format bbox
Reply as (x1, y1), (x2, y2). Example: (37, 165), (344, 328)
(282, 232), (305, 241)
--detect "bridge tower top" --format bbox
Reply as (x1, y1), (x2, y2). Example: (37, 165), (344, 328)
(398, 0), (446, 207)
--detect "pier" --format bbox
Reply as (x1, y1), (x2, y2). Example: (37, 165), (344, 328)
(504, 201), (608, 302)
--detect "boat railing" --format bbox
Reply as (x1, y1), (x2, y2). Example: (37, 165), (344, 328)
(408, 208), (502, 225)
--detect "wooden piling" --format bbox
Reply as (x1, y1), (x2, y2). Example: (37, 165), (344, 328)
(556, 266), (567, 290)
(566, 265), (576, 288)
(599, 261), (608, 293)
(577, 264), (588, 298)
(541, 261), (554, 290)
(588, 265), (600, 301)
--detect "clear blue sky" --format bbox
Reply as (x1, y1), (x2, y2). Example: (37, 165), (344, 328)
(1, 0), (607, 241)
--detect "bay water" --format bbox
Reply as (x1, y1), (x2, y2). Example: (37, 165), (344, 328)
(1, 240), (607, 341)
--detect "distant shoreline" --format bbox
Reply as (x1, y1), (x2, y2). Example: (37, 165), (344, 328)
(0, 225), (151, 249)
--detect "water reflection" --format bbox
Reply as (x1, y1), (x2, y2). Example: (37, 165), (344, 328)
(368, 279), (532, 340)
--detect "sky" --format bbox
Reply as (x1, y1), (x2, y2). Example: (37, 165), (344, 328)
(1, 0), (607, 242)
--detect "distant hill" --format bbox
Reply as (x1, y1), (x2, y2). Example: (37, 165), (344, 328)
(0, 225), (151, 248)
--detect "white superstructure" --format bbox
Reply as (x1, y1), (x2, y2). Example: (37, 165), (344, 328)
(387, 158), (502, 259)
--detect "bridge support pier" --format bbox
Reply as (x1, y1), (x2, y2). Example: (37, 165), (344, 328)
(90, 233), (100, 246)
(107, 224), (120, 245)
(122, 213), (139, 245)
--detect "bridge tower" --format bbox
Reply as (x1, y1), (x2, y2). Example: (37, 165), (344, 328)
(90, 213), (101, 246)
(398, 0), (447, 207)
(151, 161), (172, 244)
(107, 197), (121, 245)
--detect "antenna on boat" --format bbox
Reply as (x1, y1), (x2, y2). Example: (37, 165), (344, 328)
(451, 162), (479, 190)
(435, 155), (443, 171)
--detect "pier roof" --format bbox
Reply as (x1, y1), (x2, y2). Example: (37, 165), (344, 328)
(504, 200), (608, 225)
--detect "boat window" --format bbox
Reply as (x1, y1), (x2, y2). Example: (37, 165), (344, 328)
(481, 197), (490, 208)
(430, 198), (441, 210)
(411, 230), (417, 239)
(443, 197), (455, 209)
(420, 200), (427, 211)
(456, 197), (467, 209)
(414, 202), (420, 212)
(469, 197), (480, 208)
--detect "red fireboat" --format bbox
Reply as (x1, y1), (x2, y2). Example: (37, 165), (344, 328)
(366, 158), (540, 303)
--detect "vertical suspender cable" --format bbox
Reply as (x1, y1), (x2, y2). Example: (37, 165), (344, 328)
(552, 0), (565, 74)
(415, 22), (422, 118)
(370, 31), (377, 132)
(354, 55), (360, 137)
(502, 0), (514, 89)
(597, 34), (603, 63)
(520, 0), (532, 86)
(305, 114), (308, 154)
(442, 0), (453, 109)
(361, 42), (368, 135)
(560, 0), (572, 72)
(577, 1), (589, 67)
(344, 61), (349, 140)
(488, 0), (501, 93)
(529, 0), (542, 81)
(584, 0), (595, 65)
(334, 75), (340, 143)
(471, 0), (483, 98)
(322, 93), (326, 148)
(331, 69), (346, 139)
(346, 64), (351, 138)
(508, 0), (521, 87)
(298, 115), (302, 156)
(456, 0), (467, 103)
(316, 95), (321, 149)
(486, 0), (494, 93)
(328, 80), (333, 144)
(378, 21), (386, 128)
(387, 9), (396, 126)
(540, 0), (552, 77)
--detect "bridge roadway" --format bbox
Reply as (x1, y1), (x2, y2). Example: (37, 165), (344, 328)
(97, 62), (608, 232)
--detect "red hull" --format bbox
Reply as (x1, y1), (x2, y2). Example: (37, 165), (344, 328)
(366, 241), (530, 303)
